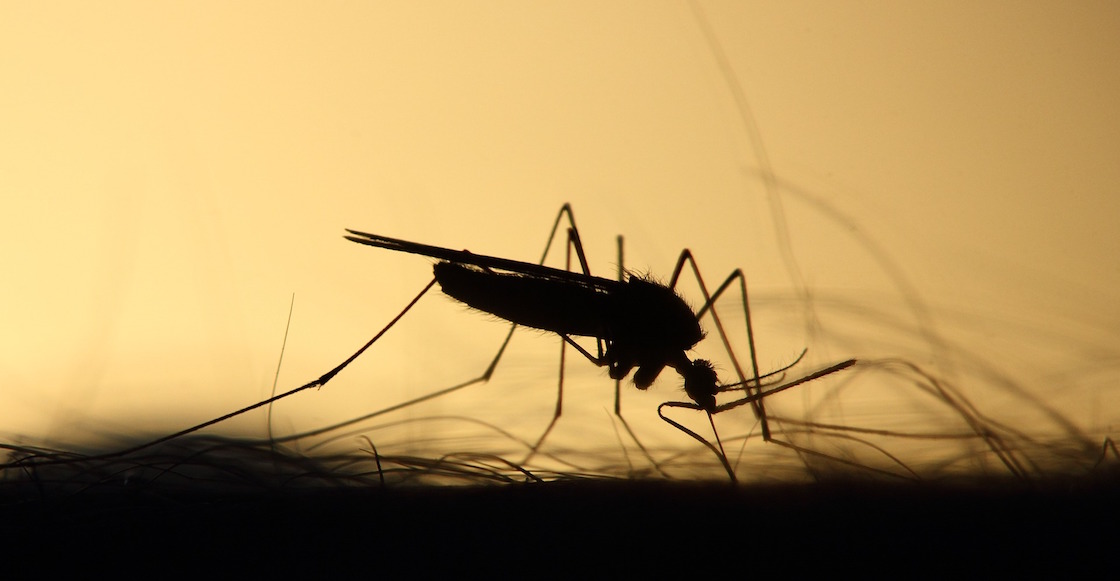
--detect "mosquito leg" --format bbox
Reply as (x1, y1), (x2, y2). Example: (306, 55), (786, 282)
(316, 279), (437, 385)
(563, 219), (606, 360)
(668, 252), (866, 480)
(469, 204), (589, 384)
(560, 335), (605, 365)
(521, 216), (603, 464)
(659, 402), (737, 482)
(663, 363), (850, 481)
(465, 204), (595, 467)
(669, 252), (925, 481)
(576, 231), (669, 476)
(279, 205), (594, 466)
(520, 209), (666, 477)
(669, 250), (769, 440)
(1, 278), (440, 470)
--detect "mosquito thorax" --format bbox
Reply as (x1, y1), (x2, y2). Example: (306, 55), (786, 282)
(617, 276), (704, 351)
(682, 359), (719, 413)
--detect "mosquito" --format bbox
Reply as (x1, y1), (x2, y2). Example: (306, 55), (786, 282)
(1, 204), (853, 482)
(346, 219), (719, 412)
(345, 204), (855, 479)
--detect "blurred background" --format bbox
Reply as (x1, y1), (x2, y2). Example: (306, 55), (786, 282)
(2, 1), (1117, 482)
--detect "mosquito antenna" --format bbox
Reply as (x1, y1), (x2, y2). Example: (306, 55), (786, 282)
(716, 360), (857, 414)
(717, 349), (808, 391)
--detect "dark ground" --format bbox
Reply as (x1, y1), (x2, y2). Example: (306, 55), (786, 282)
(3, 471), (1117, 577)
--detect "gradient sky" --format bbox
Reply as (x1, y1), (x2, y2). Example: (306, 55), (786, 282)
(3, 2), (1117, 476)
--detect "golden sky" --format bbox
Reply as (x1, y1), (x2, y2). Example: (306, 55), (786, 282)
(2, 2), (1117, 479)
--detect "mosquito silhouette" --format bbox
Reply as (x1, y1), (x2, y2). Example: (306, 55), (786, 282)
(346, 224), (720, 413)
(344, 204), (855, 478)
(1, 204), (853, 481)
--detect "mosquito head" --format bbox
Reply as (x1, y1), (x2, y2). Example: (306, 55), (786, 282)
(682, 359), (719, 413)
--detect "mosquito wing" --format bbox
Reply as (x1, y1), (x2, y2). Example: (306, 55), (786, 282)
(344, 229), (626, 292)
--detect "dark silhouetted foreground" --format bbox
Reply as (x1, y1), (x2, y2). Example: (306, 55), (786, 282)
(3, 436), (1116, 577)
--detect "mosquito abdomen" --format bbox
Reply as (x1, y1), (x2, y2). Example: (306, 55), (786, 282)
(434, 262), (611, 338)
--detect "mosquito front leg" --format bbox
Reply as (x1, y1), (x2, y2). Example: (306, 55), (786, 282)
(669, 250), (769, 441)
